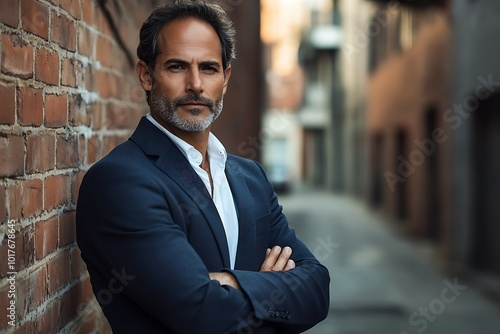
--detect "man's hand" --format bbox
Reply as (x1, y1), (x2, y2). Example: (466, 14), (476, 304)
(260, 246), (295, 272)
(209, 246), (295, 291)
(209, 272), (241, 291)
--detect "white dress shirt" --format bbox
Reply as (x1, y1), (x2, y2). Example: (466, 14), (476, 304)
(146, 114), (239, 269)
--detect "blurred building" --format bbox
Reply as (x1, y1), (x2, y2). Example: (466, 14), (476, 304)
(452, 0), (500, 284)
(331, 0), (500, 290)
(260, 0), (341, 190)
(212, 0), (264, 159)
(259, 0), (500, 289)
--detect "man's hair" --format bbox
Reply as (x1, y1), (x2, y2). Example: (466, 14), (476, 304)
(137, 0), (236, 73)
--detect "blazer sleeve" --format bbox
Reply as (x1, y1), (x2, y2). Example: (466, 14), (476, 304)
(227, 161), (330, 333)
(77, 159), (256, 334)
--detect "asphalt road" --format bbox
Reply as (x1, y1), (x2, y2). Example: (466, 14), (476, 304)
(278, 190), (500, 334)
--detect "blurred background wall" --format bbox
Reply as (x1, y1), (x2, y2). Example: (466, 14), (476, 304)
(259, 0), (500, 297)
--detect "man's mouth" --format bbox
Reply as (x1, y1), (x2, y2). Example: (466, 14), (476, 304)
(180, 101), (206, 107)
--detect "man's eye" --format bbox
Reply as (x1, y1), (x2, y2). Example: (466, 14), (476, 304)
(168, 65), (185, 71)
(202, 66), (218, 73)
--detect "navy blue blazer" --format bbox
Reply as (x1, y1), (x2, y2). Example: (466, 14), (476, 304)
(76, 117), (330, 334)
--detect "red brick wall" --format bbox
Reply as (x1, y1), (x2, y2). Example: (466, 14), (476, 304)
(367, 12), (452, 244)
(0, 0), (156, 332)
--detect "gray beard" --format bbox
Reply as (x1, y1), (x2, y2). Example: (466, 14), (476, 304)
(149, 85), (223, 132)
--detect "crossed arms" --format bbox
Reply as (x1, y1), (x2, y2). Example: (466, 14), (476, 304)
(210, 245), (296, 290)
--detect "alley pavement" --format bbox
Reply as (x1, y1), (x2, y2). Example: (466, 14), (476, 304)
(278, 190), (500, 334)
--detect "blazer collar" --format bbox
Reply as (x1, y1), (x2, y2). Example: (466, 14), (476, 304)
(129, 117), (231, 268)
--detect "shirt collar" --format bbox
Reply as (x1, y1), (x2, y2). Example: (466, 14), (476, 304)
(146, 113), (227, 167)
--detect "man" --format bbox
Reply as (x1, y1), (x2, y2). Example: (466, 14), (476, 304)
(76, 1), (330, 333)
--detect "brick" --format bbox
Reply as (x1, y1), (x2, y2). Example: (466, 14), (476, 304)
(13, 320), (33, 333)
(109, 74), (120, 98)
(47, 249), (70, 294)
(59, 283), (81, 330)
(60, 0), (81, 19)
(45, 93), (68, 127)
(34, 299), (59, 334)
(0, 285), (12, 329)
(78, 26), (95, 58)
(35, 217), (58, 259)
(35, 48), (59, 85)
(51, 12), (76, 51)
(21, 0), (49, 39)
(21, 178), (43, 217)
(0, 185), (5, 222)
(17, 86), (43, 126)
(0, 0), (19, 27)
(56, 134), (79, 168)
(92, 102), (101, 129)
(16, 266), (48, 316)
(61, 58), (76, 87)
(71, 171), (85, 205)
(94, 70), (118, 99)
(60, 211), (76, 247)
(87, 134), (100, 164)
(104, 104), (132, 129)
(0, 85), (16, 125)
(8, 179), (43, 219)
(78, 134), (86, 165)
(27, 134), (56, 173)
(7, 182), (22, 220)
(82, 275), (94, 303)
(82, 0), (96, 27)
(69, 94), (90, 126)
(96, 36), (113, 68)
(102, 135), (123, 156)
(76, 61), (86, 89)
(83, 65), (92, 91)
(70, 246), (86, 280)
(0, 225), (35, 277)
(44, 174), (69, 210)
(130, 82), (146, 104)
(98, 8), (112, 37)
(1, 33), (33, 78)
(14, 322), (36, 334)
(0, 135), (24, 178)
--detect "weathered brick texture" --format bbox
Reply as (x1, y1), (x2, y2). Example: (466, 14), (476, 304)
(0, 0), (155, 332)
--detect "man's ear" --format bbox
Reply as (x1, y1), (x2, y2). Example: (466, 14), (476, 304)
(136, 60), (153, 92)
(222, 65), (232, 95)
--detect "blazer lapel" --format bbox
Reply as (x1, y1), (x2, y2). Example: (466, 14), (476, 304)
(225, 157), (256, 270)
(130, 117), (231, 268)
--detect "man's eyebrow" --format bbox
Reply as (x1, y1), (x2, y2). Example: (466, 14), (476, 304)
(199, 60), (221, 68)
(163, 58), (221, 68)
(163, 58), (190, 66)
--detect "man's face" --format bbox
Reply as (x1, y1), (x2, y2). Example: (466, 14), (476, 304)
(139, 18), (231, 132)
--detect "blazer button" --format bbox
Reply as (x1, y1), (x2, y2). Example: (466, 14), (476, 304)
(268, 308), (275, 317)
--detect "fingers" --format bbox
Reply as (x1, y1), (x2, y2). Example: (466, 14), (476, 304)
(260, 246), (280, 271)
(260, 246), (294, 272)
(272, 246), (292, 271)
(284, 259), (295, 271)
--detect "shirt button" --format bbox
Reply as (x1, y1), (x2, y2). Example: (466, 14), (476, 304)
(191, 153), (198, 160)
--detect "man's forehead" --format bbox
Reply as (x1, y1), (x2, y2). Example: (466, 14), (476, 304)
(156, 17), (223, 62)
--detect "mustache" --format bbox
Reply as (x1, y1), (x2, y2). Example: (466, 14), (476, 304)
(174, 94), (214, 108)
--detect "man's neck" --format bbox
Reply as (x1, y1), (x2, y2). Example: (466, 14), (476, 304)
(151, 112), (210, 162)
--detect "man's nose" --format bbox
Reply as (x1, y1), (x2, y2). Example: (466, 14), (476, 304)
(185, 69), (203, 94)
